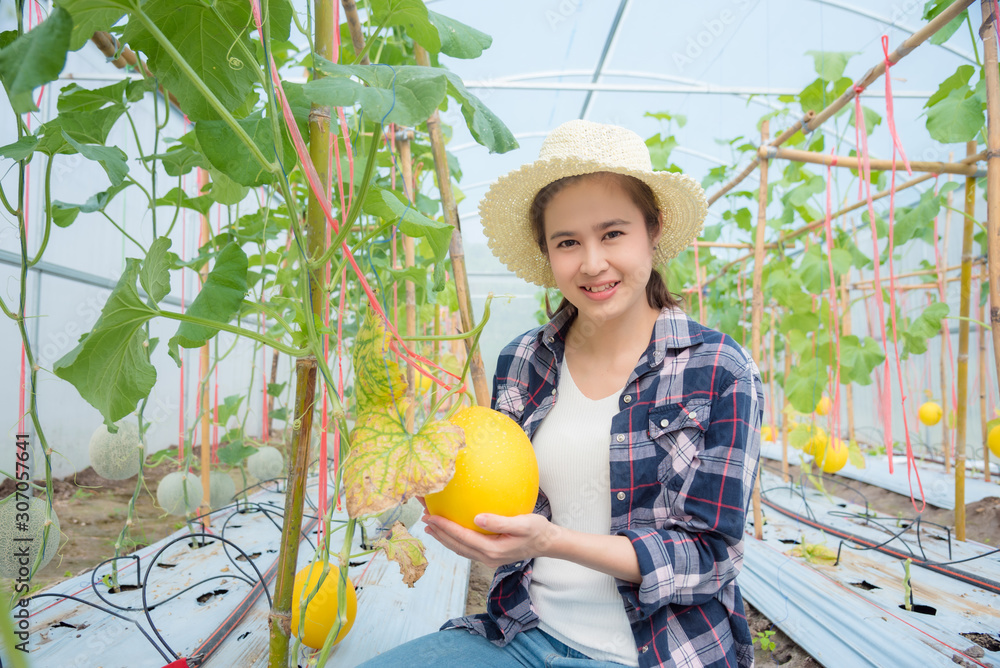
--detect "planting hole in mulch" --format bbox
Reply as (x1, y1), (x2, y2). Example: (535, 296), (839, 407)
(196, 589), (229, 604)
(105, 584), (141, 594)
(188, 539), (211, 549)
(961, 632), (1000, 652)
(849, 580), (880, 591)
(778, 538), (800, 545)
(898, 603), (937, 615)
(235, 551), (261, 561)
(156, 562), (177, 568)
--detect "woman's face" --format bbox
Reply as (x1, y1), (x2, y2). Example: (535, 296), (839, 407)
(542, 175), (660, 325)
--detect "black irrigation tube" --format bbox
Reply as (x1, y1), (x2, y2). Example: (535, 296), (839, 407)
(760, 494), (1000, 596)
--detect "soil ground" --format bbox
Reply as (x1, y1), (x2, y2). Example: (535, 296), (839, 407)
(9, 451), (999, 667)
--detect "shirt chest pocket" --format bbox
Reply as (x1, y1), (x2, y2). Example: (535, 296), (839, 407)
(647, 399), (712, 496)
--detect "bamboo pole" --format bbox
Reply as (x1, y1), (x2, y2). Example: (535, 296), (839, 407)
(692, 241), (753, 249)
(267, 348), (280, 441)
(340, 0), (370, 64)
(942, 164), (954, 474)
(268, 1), (333, 663)
(981, 0), (1000, 410)
(954, 140), (977, 542)
(198, 169), (212, 515)
(782, 346), (791, 482)
(707, 111), (814, 206)
(803, 0), (974, 133)
(758, 146), (981, 176)
(413, 45), (490, 407)
(981, 261), (991, 483)
(399, 131), (418, 431)
(841, 275), (856, 444)
(749, 120), (769, 541)
(703, 151), (984, 289)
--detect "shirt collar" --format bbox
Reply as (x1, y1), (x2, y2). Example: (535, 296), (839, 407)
(538, 305), (706, 366)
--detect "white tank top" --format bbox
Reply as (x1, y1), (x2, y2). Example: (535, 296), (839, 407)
(528, 359), (639, 666)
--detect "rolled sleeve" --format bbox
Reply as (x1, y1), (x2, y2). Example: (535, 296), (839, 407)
(617, 360), (763, 617)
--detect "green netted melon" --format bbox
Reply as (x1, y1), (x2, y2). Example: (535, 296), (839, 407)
(156, 471), (202, 516)
(89, 421), (146, 480)
(0, 495), (60, 579)
(209, 472), (236, 510)
(247, 446), (284, 481)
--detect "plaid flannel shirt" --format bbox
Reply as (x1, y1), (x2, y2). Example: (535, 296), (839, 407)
(441, 305), (763, 668)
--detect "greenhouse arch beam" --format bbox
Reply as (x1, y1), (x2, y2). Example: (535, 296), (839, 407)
(461, 79), (935, 98)
(579, 0), (631, 120)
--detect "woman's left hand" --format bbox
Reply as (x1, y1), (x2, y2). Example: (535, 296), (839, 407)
(421, 512), (560, 569)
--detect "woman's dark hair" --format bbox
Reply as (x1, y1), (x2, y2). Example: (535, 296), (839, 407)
(529, 171), (685, 318)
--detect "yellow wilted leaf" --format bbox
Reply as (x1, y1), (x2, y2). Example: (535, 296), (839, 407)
(342, 405), (464, 517)
(847, 439), (866, 469)
(373, 521), (427, 587)
(787, 541), (838, 565)
(353, 308), (407, 414)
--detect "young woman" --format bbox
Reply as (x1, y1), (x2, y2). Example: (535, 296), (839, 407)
(360, 120), (763, 668)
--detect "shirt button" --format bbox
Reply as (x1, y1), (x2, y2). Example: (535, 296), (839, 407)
(623, 395), (632, 404)
(616, 491), (626, 501)
(551, 389), (557, 395)
(517, 404), (524, 412)
(640, 645), (649, 653)
(616, 434), (625, 443)
(689, 411), (697, 420)
(660, 418), (669, 427)
(546, 336), (554, 343)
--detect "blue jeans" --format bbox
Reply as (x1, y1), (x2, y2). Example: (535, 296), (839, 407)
(356, 627), (633, 667)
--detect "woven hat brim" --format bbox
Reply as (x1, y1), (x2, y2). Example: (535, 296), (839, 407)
(479, 158), (707, 287)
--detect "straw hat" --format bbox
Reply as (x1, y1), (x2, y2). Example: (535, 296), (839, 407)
(479, 119), (707, 288)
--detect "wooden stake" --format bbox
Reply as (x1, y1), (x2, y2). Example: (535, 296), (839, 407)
(198, 168), (212, 515)
(940, 166), (954, 475)
(268, 1), (332, 662)
(782, 344), (792, 482)
(981, 261), (991, 483)
(981, 0), (1000, 417)
(399, 131), (418, 431)
(413, 45), (490, 407)
(749, 120), (769, 541)
(759, 147), (981, 176)
(955, 140), (977, 542)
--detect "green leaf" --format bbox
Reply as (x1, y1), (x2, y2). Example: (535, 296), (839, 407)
(923, 0), (967, 45)
(142, 144), (207, 177)
(267, 381), (286, 397)
(800, 245), (849, 294)
(140, 238), (173, 304)
(195, 112), (294, 187)
(805, 50), (860, 82)
(155, 186), (215, 216)
(168, 243), (249, 363)
(0, 6), (72, 113)
(902, 301), (950, 357)
(306, 62), (447, 127)
(893, 188), (941, 246)
(61, 132), (129, 186)
(123, 0), (258, 121)
(925, 64), (974, 108)
(53, 259), (159, 428)
(850, 105), (882, 136)
(646, 133), (678, 171)
(363, 187), (453, 263)
(216, 394), (244, 426)
(783, 357), (827, 414)
(216, 439), (256, 465)
(51, 181), (130, 224)
(0, 135), (39, 161)
(207, 167), (250, 205)
(781, 312), (820, 335)
(926, 87), (984, 143)
(343, 405), (464, 517)
(270, 406), (288, 421)
(442, 70), (518, 154)
(58, 0), (128, 52)
(370, 0), (440, 53)
(427, 10), (492, 59)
